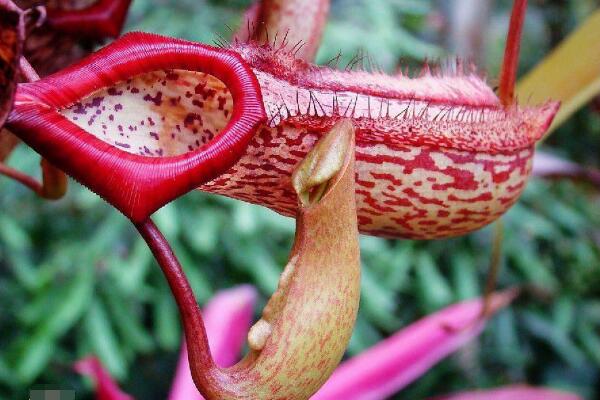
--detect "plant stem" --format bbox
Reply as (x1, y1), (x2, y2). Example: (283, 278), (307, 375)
(19, 57), (40, 82)
(482, 220), (504, 317)
(1, 56), (69, 199)
(0, 162), (44, 194)
(46, 0), (132, 38)
(134, 219), (215, 372)
(498, 0), (528, 106)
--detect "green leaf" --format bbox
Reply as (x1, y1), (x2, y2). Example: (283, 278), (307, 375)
(360, 265), (401, 331)
(522, 311), (587, 367)
(0, 215), (30, 251)
(576, 321), (600, 366)
(384, 244), (414, 292)
(14, 332), (55, 384)
(84, 300), (127, 380)
(171, 242), (213, 304)
(103, 289), (154, 354)
(451, 251), (480, 301)
(415, 253), (453, 313)
(112, 239), (152, 294)
(347, 315), (383, 356)
(154, 288), (181, 351)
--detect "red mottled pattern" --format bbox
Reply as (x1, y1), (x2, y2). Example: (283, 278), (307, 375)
(211, 44), (555, 238)
(58, 43), (557, 238)
(201, 123), (534, 239)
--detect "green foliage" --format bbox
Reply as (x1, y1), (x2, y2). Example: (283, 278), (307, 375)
(1, 0), (599, 399)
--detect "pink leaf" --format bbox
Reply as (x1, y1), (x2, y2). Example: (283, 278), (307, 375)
(74, 357), (133, 400)
(313, 289), (518, 400)
(168, 285), (257, 400)
(532, 151), (600, 189)
(430, 385), (583, 400)
(75, 285), (257, 400)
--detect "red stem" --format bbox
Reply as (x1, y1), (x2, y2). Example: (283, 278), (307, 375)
(6, 57), (68, 200)
(19, 57), (40, 82)
(0, 162), (44, 195)
(3, 57), (47, 196)
(134, 219), (216, 382)
(0, 159), (67, 199)
(0, 52), (48, 196)
(498, 0), (528, 106)
(47, 0), (132, 38)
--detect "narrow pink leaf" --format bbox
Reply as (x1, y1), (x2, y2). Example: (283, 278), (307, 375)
(532, 151), (600, 189)
(74, 357), (133, 400)
(430, 385), (583, 400)
(167, 285), (257, 400)
(75, 285), (257, 400)
(313, 290), (518, 400)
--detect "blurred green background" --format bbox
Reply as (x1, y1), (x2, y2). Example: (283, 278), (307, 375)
(1, 0), (600, 398)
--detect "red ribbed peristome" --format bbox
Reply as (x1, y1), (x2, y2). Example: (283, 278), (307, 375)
(8, 32), (266, 222)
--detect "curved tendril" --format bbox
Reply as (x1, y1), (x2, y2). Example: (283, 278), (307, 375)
(0, 158), (66, 199)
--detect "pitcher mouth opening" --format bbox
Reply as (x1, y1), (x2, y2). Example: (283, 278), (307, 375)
(8, 32), (266, 223)
(59, 69), (235, 158)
